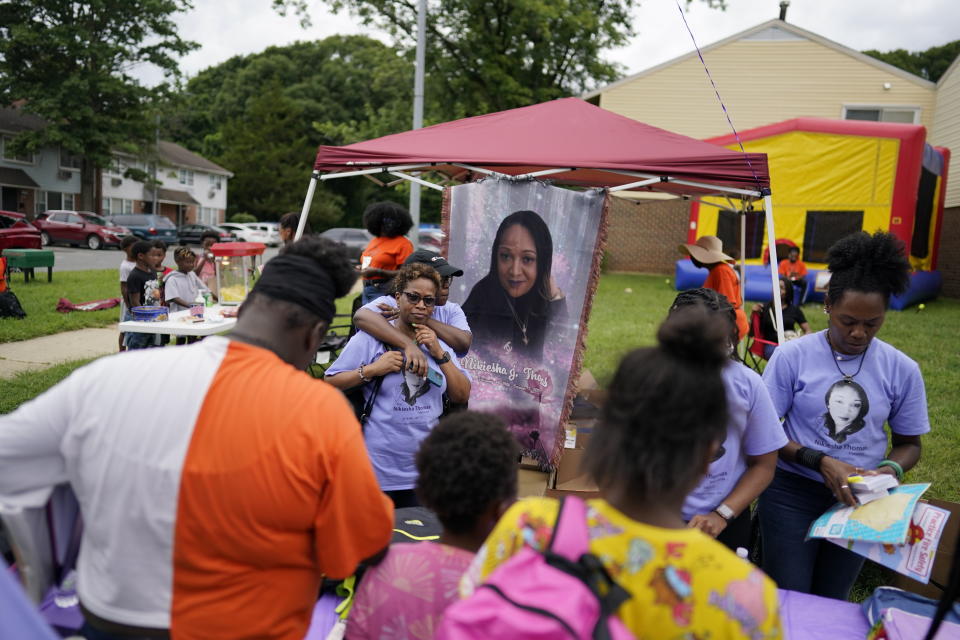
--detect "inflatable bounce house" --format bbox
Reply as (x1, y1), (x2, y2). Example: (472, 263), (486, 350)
(675, 118), (950, 309)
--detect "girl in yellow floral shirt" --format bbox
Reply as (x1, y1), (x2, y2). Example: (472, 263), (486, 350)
(460, 310), (783, 639)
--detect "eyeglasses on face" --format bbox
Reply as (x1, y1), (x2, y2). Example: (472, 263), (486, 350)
(401, 291), (436, 307)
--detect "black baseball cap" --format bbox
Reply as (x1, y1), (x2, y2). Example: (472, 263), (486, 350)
(403, 249), (464, 277)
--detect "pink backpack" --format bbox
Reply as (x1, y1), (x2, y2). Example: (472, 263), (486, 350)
(437, 496), (636, 640)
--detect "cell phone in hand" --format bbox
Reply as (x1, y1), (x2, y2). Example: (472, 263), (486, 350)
(426, 366), (443, 387)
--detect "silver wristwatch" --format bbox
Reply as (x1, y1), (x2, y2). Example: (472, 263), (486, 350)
(714, 503), (735, 521)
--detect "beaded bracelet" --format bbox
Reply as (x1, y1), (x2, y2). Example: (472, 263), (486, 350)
(357, 364), (371, 383)
(877, 459), (904, 481)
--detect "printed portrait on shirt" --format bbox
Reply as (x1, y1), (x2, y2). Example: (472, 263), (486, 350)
(445, 179), (606, 468)
(822, 379), (869, 444)
(400, 368), (431, 406)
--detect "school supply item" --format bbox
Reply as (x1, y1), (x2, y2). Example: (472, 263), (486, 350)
(809, 483), (930, 545)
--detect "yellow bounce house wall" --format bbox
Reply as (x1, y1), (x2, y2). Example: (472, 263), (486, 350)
(696, 131), (900, 268)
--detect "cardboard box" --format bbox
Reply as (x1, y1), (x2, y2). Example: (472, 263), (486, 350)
(517, 467), (551, 498)
(891, 498), (959, 598)
(553, 419), (598, 493)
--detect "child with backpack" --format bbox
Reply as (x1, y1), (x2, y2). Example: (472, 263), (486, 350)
(442, 310), (782, 639)
(346, 411), (519, 640)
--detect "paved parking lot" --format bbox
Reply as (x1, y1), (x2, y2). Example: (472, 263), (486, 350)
(45, 245), (281, 271)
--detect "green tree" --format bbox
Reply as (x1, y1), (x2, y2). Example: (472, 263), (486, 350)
(215, 82), (347, 227)
(863, 40), (960, 83)
(162, 36), (420, 227)
(275, 0), (725, 120)
(0, 0), (197, 214)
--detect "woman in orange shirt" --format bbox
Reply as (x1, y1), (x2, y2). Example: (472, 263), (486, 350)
(359, 202), (415, 304)
(679, 236), (748, 340)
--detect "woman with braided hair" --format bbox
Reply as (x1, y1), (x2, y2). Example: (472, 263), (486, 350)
(759, 231), (930, 599)
(668, 288), (786, 552)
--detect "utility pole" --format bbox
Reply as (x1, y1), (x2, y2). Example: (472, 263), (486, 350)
(408, 0), (426, 248)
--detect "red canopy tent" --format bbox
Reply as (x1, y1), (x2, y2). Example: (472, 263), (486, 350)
(300, 97), (786, 340)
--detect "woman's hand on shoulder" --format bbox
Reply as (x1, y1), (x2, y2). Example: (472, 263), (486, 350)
(548, 276), (564, 301)
(370, 350), (404, 377)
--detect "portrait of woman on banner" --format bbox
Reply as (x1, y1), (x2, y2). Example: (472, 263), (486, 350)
(462, 210), (566, 360)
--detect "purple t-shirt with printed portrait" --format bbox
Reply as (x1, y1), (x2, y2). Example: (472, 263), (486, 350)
(683, 361), (787, 520)
(762, 331), (929, 482)
(326, 329), (471, 491)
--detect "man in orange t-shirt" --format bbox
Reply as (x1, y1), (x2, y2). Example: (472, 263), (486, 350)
(778, 246), (808, 302)
(359, 202), (415, 304)
(679, 235), (748, 340)
(0, 237), (394, 640)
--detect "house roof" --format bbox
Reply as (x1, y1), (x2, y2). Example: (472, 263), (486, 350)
(143, 186), (200, 206)
(314, 97), (770, 195)
(937, 53), (960, 87)
(0, 167), (39, 189)
(0, 107), (46, 134)
(583, 19), (936, 100)
(158, 141), (232, 177)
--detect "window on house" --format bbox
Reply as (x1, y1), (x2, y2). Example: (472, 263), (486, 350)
(179, 169), (194, 186)
(844, 106), (919, 124)
(716, 209), (766, 260)
(1, 135), (35, 164)
(802, 210), (864, 263)
(200, 206), (217, 224)
(209, 174), (223, 190)
(59, 147), (82, 170)
(104, 155), (124, 177)
(64, 193), (75, 210)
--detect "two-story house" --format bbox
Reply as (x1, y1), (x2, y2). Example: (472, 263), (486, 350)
(101, 141), (232, 226)
(0, 106), (231, 226)
(0, 107), (82, 215)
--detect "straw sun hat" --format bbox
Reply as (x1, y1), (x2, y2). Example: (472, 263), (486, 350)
(678, 235), (733, 264)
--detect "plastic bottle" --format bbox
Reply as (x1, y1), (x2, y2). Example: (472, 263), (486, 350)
(203, 291), (213, 308)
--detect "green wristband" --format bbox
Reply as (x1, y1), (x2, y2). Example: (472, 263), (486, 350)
(878, 459), (904, 481)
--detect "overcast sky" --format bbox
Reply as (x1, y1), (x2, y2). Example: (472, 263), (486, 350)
(145, 0), (959, 86)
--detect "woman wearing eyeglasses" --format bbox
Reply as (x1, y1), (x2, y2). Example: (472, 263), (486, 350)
(326, 263), (472, 508)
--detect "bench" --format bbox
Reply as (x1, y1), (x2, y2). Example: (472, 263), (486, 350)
(2, 249), (55, 283)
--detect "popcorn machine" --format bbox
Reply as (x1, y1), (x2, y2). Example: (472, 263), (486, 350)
(211, 242), (266, 305)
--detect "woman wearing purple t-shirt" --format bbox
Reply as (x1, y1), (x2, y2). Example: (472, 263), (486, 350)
(669, 288), (787, 552)
(759, 231), (929, 599)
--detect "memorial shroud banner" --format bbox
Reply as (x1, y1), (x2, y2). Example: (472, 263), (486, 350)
(443, 179), (607, 467)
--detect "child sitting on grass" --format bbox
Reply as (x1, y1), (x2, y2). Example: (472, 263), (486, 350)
(117, 235), (139, 352)
(165, 246), (216, 345)
(346, 411), (519, 640)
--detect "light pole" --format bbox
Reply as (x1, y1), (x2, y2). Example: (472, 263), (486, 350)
(408, 0), (426, 248)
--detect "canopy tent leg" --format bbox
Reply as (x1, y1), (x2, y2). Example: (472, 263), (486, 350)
(763, 194), (785, 343)
(740, 205), (746, 315)
(295, 172), (320, 242)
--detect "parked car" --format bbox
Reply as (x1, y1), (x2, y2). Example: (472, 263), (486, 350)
(219, 222), (268, 243)
(246, 222), (281, 246)
(33, 210), (131, 250)
(108, 214), (180, 244)
(177, 223), (236, 245)
(319, 227), (373, 262)
(419, 229), (446, 252)
(0, 210), (43, 250)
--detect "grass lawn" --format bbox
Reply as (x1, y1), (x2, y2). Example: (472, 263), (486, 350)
(3, 271), (958, 601)
(0, 269), (120, 343)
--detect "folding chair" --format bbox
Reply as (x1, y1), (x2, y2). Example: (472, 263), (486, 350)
(744, 305), (777, 373)
(310, 294), (362, 376)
